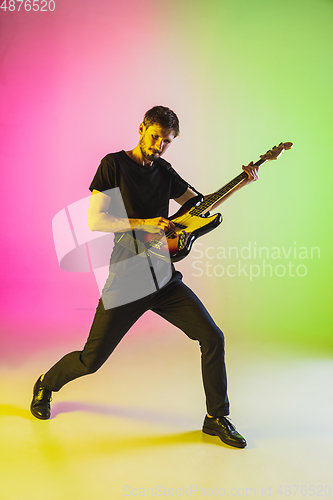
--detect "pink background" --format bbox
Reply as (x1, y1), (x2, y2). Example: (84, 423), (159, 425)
(1, 1), (182, 361)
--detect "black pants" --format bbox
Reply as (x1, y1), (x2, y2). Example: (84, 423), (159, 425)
(43, 271), (229, 417)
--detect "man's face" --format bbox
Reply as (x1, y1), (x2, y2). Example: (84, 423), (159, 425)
(139, 123), (175, 162)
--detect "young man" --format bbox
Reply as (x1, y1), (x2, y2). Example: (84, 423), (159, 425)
(31, 106), (258, 449)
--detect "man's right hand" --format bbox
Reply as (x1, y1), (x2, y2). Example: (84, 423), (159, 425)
(137, 217), (176, 235)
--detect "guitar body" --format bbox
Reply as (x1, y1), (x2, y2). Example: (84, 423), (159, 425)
(144, 196), (223, 262)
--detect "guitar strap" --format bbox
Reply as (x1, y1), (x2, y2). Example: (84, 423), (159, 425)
(156, 157), (204, 198)
(157, 157), (210, 216)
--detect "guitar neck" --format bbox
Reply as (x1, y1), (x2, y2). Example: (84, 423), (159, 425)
(190, 156), (267, 216)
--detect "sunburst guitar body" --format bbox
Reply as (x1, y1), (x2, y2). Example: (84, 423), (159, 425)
(144, 195), (222, 262)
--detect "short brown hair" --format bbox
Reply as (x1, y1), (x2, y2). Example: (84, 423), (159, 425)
(143, 106), (180, 137)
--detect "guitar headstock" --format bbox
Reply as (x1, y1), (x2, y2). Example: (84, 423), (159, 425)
(260, 142), (293, 162)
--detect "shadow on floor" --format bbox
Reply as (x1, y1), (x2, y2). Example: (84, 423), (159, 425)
(0, 402), (251, 451)
(51, 400), (200, 427)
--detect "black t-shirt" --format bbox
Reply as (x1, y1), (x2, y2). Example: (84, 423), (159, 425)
(88, 151), (188, 294)
(89, 150), (187, 219)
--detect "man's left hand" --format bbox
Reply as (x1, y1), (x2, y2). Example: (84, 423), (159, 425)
(242, 161), (259, 183)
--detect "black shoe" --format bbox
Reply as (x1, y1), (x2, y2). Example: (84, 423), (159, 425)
(30, 376), (52, 420)
(202, 415), (247, 448)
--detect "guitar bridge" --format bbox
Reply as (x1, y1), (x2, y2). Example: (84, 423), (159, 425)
(178, 230), (186, 250)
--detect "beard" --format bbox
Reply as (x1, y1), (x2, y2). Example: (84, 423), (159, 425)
(139, 136), (161, 161)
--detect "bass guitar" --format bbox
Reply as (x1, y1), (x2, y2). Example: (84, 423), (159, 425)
(144, 142), (293, 262)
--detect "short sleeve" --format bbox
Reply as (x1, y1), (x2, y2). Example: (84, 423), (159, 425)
(170, 175), (188, 200)
(89, 154), (116, 193)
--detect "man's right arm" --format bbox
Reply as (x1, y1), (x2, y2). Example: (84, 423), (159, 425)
(87, 190), (174, 234)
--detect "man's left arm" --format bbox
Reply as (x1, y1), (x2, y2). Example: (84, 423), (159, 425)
(174, 161), (259, 211)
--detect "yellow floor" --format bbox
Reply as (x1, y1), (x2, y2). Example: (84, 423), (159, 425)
(0, 324), (332, 500)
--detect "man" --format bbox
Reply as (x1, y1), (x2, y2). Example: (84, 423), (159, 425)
(31, 106), (258, 449)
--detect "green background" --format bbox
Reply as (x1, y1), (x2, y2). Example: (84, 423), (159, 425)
(166, 0), (333, 354)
